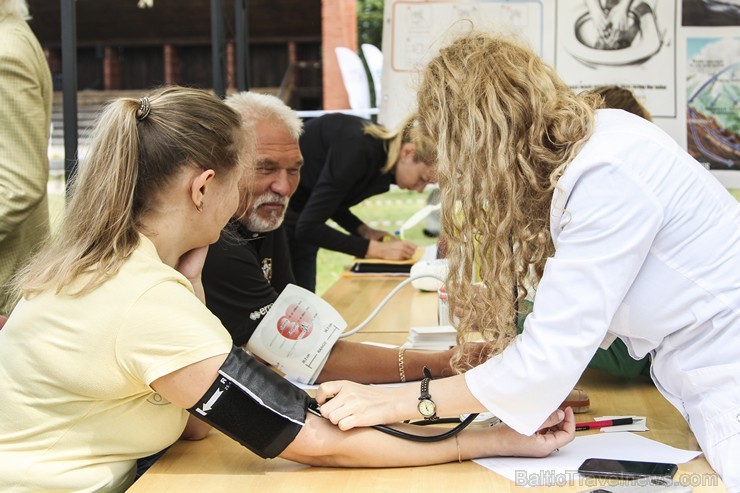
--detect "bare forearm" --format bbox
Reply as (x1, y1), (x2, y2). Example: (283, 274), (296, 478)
(315, 341), (452, 384)
(282, 414), (473, 467)
(281, 411), (573, 467)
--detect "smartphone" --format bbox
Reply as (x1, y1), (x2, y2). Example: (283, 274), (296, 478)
(578, 458), (678, 480)
(579, 477), (692, 493)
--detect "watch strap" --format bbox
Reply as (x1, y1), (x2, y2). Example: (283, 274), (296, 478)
(419, 377), (431, 401)
(418, 366), (438, 420)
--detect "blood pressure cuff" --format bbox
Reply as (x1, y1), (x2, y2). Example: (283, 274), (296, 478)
(188, 346), (313, 458)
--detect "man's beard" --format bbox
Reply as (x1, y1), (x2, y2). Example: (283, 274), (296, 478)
(243, 192), (289, 232)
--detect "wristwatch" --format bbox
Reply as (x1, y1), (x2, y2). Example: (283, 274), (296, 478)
(417, 367), (439, 421)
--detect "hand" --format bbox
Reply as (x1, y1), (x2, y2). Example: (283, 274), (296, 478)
(366, 239), (418, 260)
(175, 246), (210, 302)
(492, 407), (575, 458)
(605, 1), (634, 45)
(316, 380), (407, 430)
(435, 234), (448, 259)
(175, 246), (210, 282)
(585, 0), (610, 42)
(607, 0), (633, 31)
(439, 341), (490, 375)
(445, 283), (486, 325)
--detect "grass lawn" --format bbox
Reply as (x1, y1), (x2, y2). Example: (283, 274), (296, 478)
(316, 188), (439, 294)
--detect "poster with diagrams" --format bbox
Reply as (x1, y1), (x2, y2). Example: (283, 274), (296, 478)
(555, 0), (677, 118)
(686, 37), (740, 170)
(390, 0), (544, 72)
(380, 0), (549, 127)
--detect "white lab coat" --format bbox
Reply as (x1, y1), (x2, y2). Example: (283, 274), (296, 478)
(465, 109), (740, 488)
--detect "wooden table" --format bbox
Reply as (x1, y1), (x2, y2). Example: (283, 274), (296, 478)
(129, 276), (725, 492)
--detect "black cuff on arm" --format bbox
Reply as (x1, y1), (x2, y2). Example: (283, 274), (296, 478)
(188, 346), (312, 458)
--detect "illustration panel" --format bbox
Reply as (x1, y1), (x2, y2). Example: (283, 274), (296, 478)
(390, 0), (544, 72)
(682, 0), (740, 27)
(686, 37), (740, 170)
(555, 0), (677, 118)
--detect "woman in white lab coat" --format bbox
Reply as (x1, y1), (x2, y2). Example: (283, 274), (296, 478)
(315, 32), (740, 490)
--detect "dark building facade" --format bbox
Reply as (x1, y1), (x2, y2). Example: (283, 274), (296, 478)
(28, 0), (324, 109)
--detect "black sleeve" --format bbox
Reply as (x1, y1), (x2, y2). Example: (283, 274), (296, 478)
(293, 138), (374, 258)
(202, 237), (280, 347)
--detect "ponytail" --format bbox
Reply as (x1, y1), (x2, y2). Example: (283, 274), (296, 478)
(14, 86), (244, 297)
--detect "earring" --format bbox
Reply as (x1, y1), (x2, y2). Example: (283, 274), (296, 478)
(196, 201), (203, 213)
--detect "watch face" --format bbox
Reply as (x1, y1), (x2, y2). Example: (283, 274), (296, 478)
(418, 399), (436, 417)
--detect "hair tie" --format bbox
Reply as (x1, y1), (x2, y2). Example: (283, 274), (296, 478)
(136, 97), (151, 121)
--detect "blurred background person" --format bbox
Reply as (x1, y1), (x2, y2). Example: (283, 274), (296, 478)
(285, 113), (435, 292)
(0, 0), (52, 316)
(590, 85), (652, 121)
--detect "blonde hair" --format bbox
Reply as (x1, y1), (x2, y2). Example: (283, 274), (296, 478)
(364, 114), (437, 172)
(0, 0), (29, 19)
(225, 91), (303, 139)
(417, 32), (600, 370)
(589, 85), (652, 121)
(15, 86), (245, 298)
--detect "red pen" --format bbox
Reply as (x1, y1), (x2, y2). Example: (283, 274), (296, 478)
(575, 417), (634, 431)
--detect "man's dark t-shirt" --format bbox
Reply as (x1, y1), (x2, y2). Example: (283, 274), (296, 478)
(202, 221), (294, 346)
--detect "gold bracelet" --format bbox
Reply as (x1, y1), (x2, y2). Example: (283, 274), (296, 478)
(397, 347), (406, 383)
(455, 434), (462, 463)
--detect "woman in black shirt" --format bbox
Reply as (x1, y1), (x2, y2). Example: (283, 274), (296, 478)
(286, 113), (436, 291)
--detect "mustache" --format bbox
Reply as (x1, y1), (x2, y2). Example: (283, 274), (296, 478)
(252, 192), (289, 208)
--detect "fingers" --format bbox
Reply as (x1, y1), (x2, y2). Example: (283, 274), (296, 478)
(398, 241), (418, 258)
(561, 406), (576, 434)
(382, 241), (417, 260)
(315, 381), (362, 430)
(315, 380), (342, 404)
(538, 407), (576, 433)
(175, 246), (210, 279)
(550, 407), (576, 449)
(537, 409), (566, 431)
(538, 407), (576, 451)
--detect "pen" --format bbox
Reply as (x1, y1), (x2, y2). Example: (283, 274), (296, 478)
(381, 231), (401, 242)
(575, 417), (634, 431)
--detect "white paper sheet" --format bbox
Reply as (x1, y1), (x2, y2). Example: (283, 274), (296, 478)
(473, 432), (702, 487)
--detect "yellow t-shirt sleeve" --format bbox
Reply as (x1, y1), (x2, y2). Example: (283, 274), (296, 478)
(115, 279), (232, 386)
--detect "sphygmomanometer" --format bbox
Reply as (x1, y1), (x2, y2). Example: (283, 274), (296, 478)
(243, 272), (451, 384)
(188, 346), (313, 458)
(188, 346), (480, 454)
(193, 272), (485, 448)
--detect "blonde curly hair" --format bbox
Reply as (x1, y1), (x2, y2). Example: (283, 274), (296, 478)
(417, 32), (601, 371)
